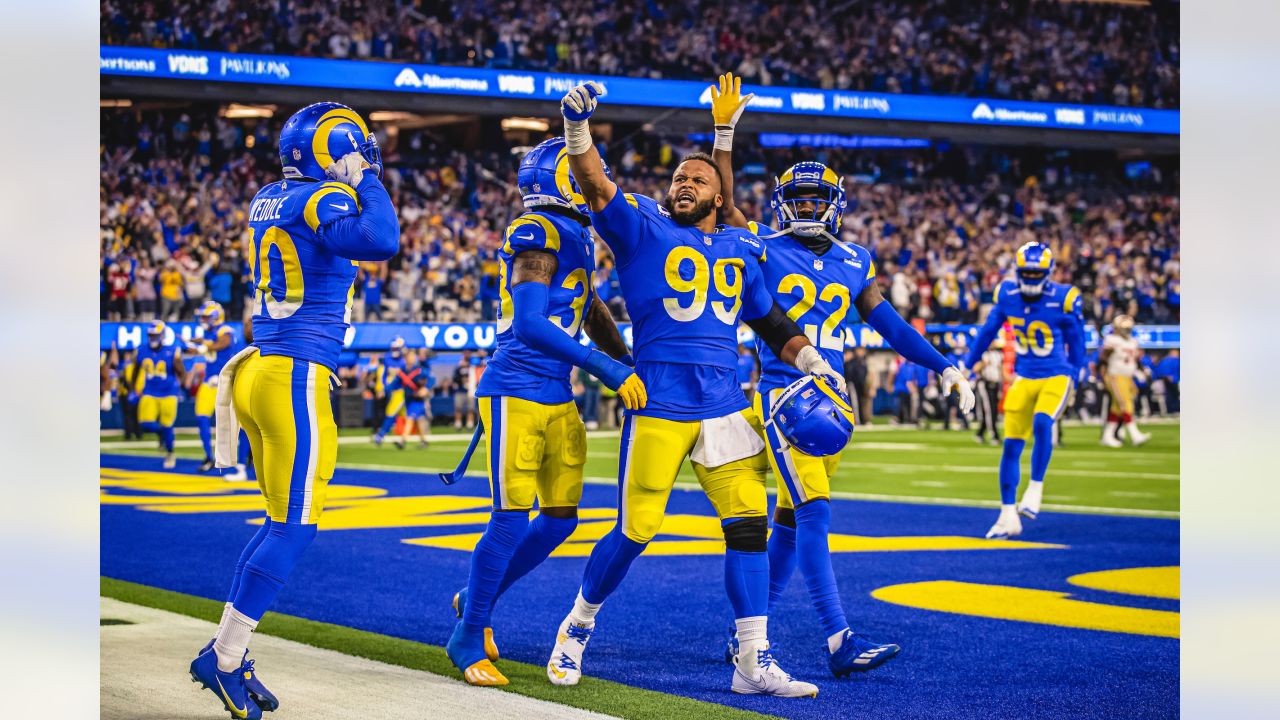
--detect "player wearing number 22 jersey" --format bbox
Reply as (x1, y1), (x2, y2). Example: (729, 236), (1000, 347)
(546, 81), (852, 698)
(444, 137), (642, 688)
(709, 69), (975, 678)
(188, 102), (399, 720)
(965, 241), (1085, 540)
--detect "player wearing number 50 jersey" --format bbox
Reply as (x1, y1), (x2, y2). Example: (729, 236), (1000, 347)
(708, 72), (974, 678)
(444, 137), (644, 688)
(964, 241), (1085, 539)
(189, 102), (399, 720)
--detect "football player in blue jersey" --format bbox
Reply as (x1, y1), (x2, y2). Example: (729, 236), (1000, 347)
(130, 320), (186, 469)
(188, 102), (399, 719)
(708, 72), (975, 677)
(186, 301), (241, 472)
(372, 336), (409, 448)
(444, 136), (645, 687)
(964, 241), (1086, 539)
(545, 82), (851, 698)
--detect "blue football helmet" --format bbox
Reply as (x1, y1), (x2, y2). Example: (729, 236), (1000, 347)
(768, 375), (856, 457)
(388, 335), (406, 359)
(516, 137), (611, 214)
(771, 161), (847, 238)
(197, 300), (225, 329)
(1014, 241), (1054, 299)
(146, 320), (167, 347)
(279, 102), (382, 182)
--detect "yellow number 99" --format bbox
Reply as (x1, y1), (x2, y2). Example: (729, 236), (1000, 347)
(662, 246), (709, 322)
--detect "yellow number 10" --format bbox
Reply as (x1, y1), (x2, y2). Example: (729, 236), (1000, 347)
(253, 227), (306, 320)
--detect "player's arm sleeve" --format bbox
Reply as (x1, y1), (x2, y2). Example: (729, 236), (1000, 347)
(589, 191), (648, 268)
(511, 282), (634, 390)
(311, 175), (401, 261)
(863, 299), (954, 374)
(964, 304), (1006, 369)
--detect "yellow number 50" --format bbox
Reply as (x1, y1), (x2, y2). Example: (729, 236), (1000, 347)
(662, 247), (744, 325)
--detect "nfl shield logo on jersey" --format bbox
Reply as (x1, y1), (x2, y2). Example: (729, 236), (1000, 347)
(814, 259), (824, 271)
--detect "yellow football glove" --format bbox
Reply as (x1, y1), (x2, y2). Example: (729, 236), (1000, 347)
(710, 72), (755, 129)
(616, 373), (648, 411)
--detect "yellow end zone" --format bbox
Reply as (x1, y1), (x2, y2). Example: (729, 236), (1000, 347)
(872, 577), (1179, 638)
(102, 468), (1065, 557)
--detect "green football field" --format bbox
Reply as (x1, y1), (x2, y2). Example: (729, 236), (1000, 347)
(101, 420), (1179, 517)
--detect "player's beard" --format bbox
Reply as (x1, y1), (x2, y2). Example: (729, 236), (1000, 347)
(663, 192), (716, 225)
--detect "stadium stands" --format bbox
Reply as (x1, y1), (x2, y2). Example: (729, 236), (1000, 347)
(99, 0), (1179, 107)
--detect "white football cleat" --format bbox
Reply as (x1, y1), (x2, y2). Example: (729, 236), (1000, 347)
(546, 616), (594, 686)
(1126, 426), (1151, 446)
(1100, 433), (1123, 448)
(163, 453), (177, 469)
(1017, 482), (1043, 520)
(985, 507), (1023, 539)
(732, 647), (818, 698)
(224, 464), (250, 482)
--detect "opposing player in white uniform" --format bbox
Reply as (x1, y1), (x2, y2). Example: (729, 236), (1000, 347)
(1099, 315), (1150, 447)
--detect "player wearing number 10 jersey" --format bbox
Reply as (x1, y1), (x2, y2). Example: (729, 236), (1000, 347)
(189, 102), (399, 720)
(709, 71), (975, 678)
(964, 241), (1085, 540)
(547, 81), (850, 698)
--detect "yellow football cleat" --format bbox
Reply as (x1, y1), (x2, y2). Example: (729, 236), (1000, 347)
(462, 659), (509, 687)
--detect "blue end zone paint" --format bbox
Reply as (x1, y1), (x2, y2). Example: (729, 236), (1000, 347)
(101, 454), (1178, 720)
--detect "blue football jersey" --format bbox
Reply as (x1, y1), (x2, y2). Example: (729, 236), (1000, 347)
(201, 323), (241, 377)
(379, 354), (407, 393)
(749, 222), (876, 395)
(247, 179), (365, 370)
(968, 280), (1085, 379)
(477, 210), (597, 405)
(589, 191), (774, 420)
(135, 343), (182, 397)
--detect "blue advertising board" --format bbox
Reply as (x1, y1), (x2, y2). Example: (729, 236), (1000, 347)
(100, 46), (1178, 135)
(101, 322), (1181, 353)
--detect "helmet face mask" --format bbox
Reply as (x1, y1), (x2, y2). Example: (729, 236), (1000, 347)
(1014, 241), (1054, 300)
(197, 301), (224, 330)
(772, 162), (846, 238)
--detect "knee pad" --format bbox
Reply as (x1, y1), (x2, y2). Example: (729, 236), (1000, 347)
(773, 506), (797, 530)
(723, 516), (768, 553)
(624, 507), (664, 544)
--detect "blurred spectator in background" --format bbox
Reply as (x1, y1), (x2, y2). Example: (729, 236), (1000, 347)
(842, 347), (870, 425)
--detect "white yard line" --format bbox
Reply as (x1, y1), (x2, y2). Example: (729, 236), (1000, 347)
(100, 597), (617, 720)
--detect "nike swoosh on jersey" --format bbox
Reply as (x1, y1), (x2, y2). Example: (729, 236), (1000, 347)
(330, 202), (351, 211)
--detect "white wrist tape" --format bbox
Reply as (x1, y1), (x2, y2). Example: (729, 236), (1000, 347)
(713, 126), (734, 152)
(564, 118), (592, 155)
(795, 345), (829, 375)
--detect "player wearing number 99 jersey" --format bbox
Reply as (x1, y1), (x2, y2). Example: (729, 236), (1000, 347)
(546, 81), (850, 699)
(190, 101), (399, 720)
(710, 71), (974, 677)
(964, 241), (1085, 540)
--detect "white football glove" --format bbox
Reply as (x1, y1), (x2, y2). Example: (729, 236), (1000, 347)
(795, 345), (849, 397)
(561, 81), (605, 121)
(941, 366), (976, 414)
(326, 152), (370, 189)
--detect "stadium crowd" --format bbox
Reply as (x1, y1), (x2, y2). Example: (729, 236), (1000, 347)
(100, 0), (1179, 107)
(100, 108), (1180, 328)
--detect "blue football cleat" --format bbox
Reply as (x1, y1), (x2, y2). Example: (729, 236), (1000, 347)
(828, 631), (901, 677)
(372, 433), (385, 446)
(190, 647), (263, 719)
(451, 587), (499, 661)
(446, 621), (508, 686)
(724, 625), (739, 665)
(198, 640), (279, 712)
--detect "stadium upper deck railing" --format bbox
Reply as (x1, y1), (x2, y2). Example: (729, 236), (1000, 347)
(100, 46), (1179, 136)
(99, 322), (1182, 353)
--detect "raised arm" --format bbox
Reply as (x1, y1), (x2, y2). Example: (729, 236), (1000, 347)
(709, 72), (754, 229)
(561, 82), (617, 213)
(314, 157), (401, 261)
(582, 295), (631, 362)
